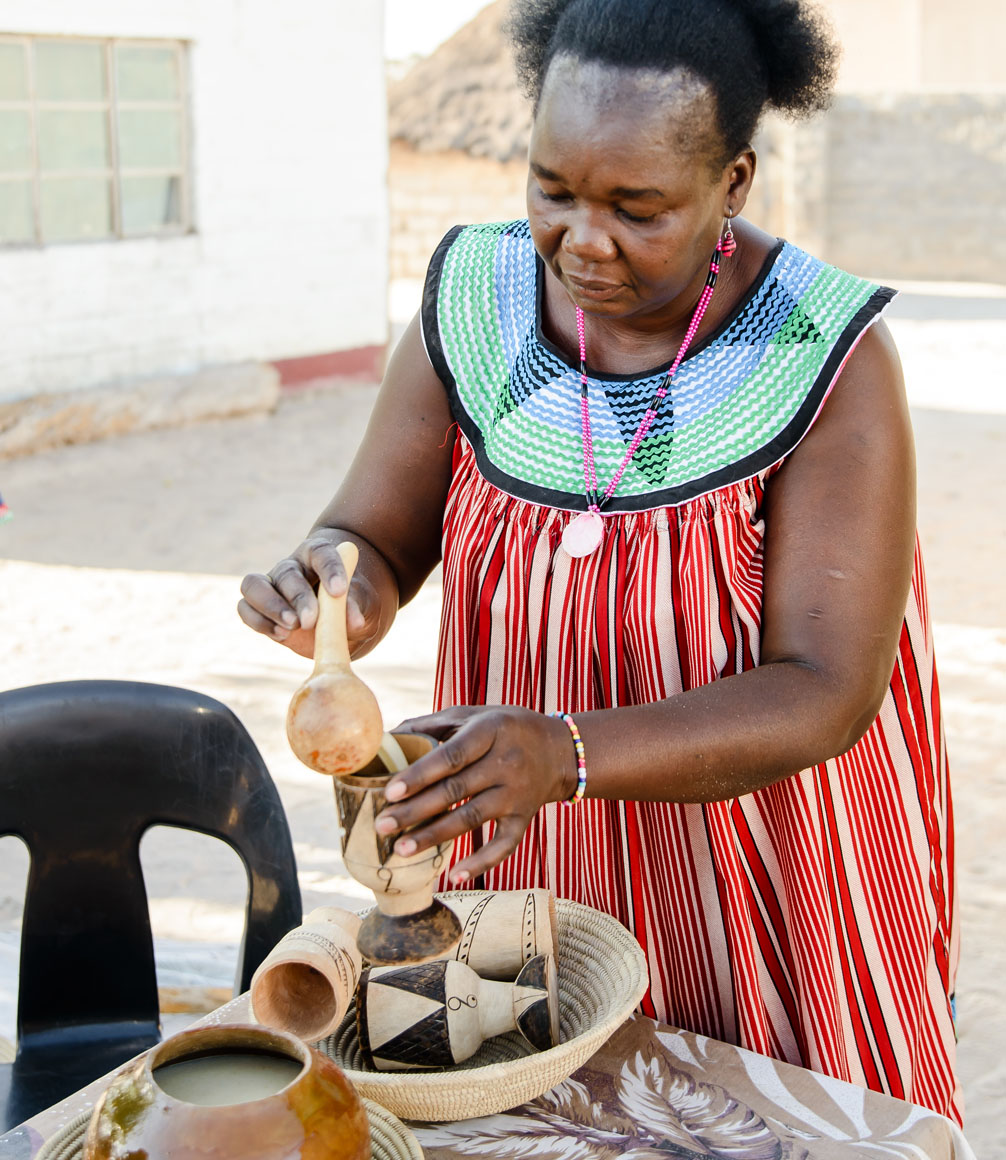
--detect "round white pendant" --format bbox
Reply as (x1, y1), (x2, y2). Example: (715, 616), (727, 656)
(562, 511), (604, 558)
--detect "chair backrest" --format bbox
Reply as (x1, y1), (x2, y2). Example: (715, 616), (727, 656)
(0, 680), (302, 1053)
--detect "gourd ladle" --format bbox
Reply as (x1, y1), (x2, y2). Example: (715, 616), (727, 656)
(286, 541), (405, 776)
(285, 541), (463, 963)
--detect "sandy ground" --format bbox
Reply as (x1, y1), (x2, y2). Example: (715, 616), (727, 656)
(0, 286), (1004, 1152)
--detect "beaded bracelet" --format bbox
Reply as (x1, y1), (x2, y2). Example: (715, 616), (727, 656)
(551, 712), (587, 805)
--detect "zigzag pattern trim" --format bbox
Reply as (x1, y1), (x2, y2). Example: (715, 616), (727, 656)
(422, 220), (895, 512)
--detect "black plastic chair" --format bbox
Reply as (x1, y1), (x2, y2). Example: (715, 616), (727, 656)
(0, 680), (303, 1130)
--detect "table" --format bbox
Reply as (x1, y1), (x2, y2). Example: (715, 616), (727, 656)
(0, 999), (976, 1160)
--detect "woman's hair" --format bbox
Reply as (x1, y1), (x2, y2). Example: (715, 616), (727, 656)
(506, 0), (839, 162)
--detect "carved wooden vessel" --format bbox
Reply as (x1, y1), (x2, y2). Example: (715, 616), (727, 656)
(438, 889), (558, 980)
(334, 733), (462, 965)
(286, 541), (383, 776)
(356, 954), (559, 1071)
(250, 907), (363, 1042)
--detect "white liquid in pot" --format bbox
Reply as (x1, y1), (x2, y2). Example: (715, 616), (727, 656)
(153, 1051), (304, 1106)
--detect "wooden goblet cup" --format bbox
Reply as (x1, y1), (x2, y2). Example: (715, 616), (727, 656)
(250, 907), (363, 1043)
(436, 888), (558, 980)
(356, 954), (560, 1071)
(333, 732), (462, 965)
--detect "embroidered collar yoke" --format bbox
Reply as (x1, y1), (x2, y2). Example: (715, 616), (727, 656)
(422, 219), (895, 512)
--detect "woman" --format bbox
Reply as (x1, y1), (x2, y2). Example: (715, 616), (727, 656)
(240, 0), (959, 1122)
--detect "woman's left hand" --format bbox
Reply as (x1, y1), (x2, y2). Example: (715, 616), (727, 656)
(373, 706), (576, 885)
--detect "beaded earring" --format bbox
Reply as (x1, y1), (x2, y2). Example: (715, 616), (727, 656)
(721, 211), (737, 258)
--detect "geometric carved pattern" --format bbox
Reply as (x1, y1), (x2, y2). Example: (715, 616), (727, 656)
(370, 1004), (452, 1067)
(369, 961), (447, 1002)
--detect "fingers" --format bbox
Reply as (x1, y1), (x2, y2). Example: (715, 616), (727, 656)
(372, 707), (554, 886)
(267, 556), (321, 631)
(237, 596), (286, 639)
(300, 537), (352, 600)
(237, 581), (295, 640)
(236, 597), (316, 657)
(298, 539), (381, 648)
(387, 790), (496, 858)
(239, 559), (308, 635)
(373, 713), (540, 874)
(380, 717), (496, 812)
(392, 706), (483, 741)
(391, 807), (528, 887)
(247, 537), (352, 638)
(344, 575), (380, 648)
(239, 536), (376, 643)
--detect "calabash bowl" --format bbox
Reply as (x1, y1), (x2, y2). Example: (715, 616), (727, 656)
(42, 1098), (420, 1160)
(81, 1023), (370, 1160)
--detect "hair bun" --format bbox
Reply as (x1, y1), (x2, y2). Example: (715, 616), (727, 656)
(507, 0), (840, 159)
(720, 0), (838, 114)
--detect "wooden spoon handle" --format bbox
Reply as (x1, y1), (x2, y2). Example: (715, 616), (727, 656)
(313, 541), (359, 670)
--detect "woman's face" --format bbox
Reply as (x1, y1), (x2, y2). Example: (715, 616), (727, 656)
(527, 57), (747, 323)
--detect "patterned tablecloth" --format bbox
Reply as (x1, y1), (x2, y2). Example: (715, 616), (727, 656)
(412, 1015), (975, 1160)
(1, 1006), (975, 1160)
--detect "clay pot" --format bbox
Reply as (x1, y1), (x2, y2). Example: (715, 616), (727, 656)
(334, 733), (462, 965)
(438, 889), (558, 980)
(82, 1024), (370, 1160)
(250, 907), (363, 1042)
(357, 954), (559, 1071)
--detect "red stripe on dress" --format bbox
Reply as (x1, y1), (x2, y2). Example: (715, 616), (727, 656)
(764, 774), (846, 1071)
(621, 801), (658, 1018)
(889, 640), (952, 992)
(816, 767), (898, 1094)
(731, 801), (805, 1055)
(665, 518), (693, 692)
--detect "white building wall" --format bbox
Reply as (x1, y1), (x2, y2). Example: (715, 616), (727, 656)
(0, 0), (388, 402)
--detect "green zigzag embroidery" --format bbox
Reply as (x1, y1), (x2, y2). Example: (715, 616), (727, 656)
(631, 431), (676, 486)
(772, 301), (824, 347)
(435, 224), (884, 500)
(493, 374), (520, 424)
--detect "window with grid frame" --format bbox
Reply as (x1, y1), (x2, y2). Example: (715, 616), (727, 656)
(0, 35), (190, 245)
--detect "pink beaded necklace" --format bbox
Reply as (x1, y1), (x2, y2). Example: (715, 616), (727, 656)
(561, 227), (733, 559)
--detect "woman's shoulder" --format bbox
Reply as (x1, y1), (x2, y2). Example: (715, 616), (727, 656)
(757, 237), (896, 333)
(440, 217), (533, 242)
(426, 219), (534, 279)
(422, 219), (537, 366)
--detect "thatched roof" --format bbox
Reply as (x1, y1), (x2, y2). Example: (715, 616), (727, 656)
(388, 1), (532, 163)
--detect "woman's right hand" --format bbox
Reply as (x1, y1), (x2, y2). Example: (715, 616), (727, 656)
(237, 312), (455, 661)
(237, 531), (385, 659)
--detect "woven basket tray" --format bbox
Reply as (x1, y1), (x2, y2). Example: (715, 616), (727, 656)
(35, 1097), (422, 1160)
(317, 896), (649, 1122)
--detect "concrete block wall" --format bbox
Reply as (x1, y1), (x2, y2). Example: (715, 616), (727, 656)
(389, 97), (1006, 287)
(823, 93), (1006, 282)
(388, 141), (526, 282)
(0, 0), (389, 403)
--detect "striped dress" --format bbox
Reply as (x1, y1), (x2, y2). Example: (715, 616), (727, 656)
(421, 221), (960, 1122)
